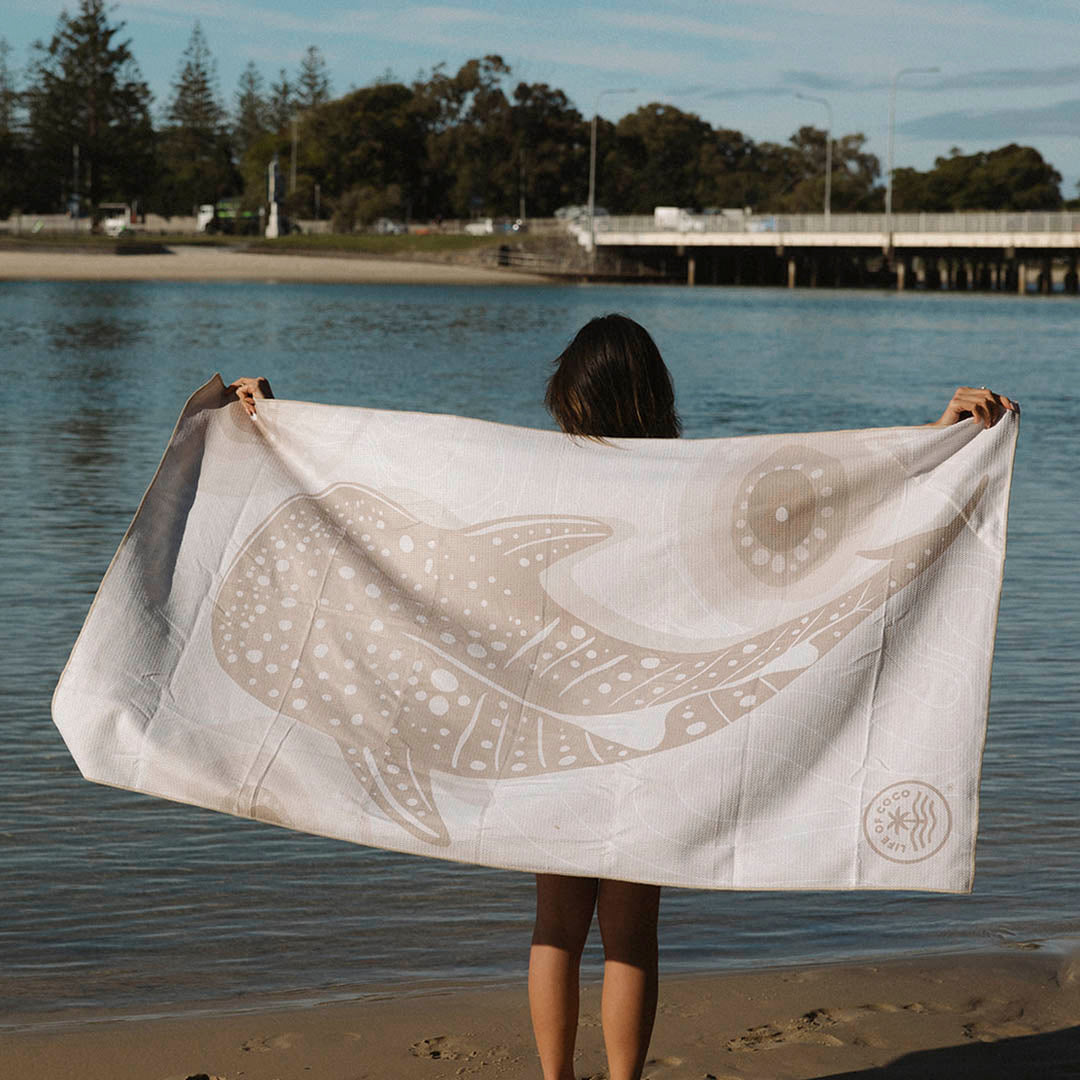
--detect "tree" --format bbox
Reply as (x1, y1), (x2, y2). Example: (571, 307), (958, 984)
(267, 68), (294, 132)
(604, 104), (713, 211)
(291, 80), (427, 224)
(0, 36), (29, 215)
(413, 56), (515, 217)
(892, 145), (1062, 211)
(0, 37), (17, 132)
(296, 46), (331, 110)
(156, 23), (236, 213)
(509, 82), (587, 217)
(763, 127), (881, 213)
(233, 61), (267, 160)
(24, 0), (154, 214)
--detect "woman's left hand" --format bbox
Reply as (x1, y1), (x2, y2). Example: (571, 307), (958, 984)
(929, 386), (1018, 428)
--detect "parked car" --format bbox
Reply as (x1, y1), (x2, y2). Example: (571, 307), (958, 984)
(464, 217), (494, 236)
(372, 218), (407, 235)
(99, 202), (134, 237)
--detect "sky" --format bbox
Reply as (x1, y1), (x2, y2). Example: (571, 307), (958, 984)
(7, 0), (1080, 196)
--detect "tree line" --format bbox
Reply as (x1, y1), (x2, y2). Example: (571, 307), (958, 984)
(0, 0), (1073, 226)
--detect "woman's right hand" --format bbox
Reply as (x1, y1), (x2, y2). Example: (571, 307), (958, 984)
(228, 377), (274, 417)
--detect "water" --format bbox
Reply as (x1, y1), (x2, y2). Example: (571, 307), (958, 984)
(1, 280), (1077, 1021)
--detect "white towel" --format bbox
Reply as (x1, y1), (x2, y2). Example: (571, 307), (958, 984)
(53, 376), (1018, 891)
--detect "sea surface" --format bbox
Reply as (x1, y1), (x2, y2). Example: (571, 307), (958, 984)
(1, 279), (1077, 1023)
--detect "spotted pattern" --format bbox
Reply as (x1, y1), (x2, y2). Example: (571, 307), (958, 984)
(213, 479), (985, 846)
(732, 445), (846, 585)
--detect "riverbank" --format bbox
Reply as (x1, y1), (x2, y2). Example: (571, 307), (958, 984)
(0, 243), (549, 285)
(5, 949), (1078, 1079)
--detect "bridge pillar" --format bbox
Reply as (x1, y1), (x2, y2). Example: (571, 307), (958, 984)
(787, 257), (797, 288)
(1016, 261), (1027, 295)
(1065, 257), (1078, 295)
(687, 254), (696, 287)
(924, 257), (942, 290)
(955, 262), (968, 291)
(1040, 256), (1052, 294)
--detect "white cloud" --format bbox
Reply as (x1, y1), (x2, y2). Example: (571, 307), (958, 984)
(586, 9), (774, 44)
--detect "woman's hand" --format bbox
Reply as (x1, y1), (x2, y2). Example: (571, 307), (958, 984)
(928, 386), (1018, 429)
(228, 376), (274, 417)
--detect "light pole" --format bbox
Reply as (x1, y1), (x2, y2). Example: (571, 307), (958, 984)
(290, 113), (298, 194)
(795, 92), (833, 228)
(885, 66), (939, 229)
(589, 87), (636, 265)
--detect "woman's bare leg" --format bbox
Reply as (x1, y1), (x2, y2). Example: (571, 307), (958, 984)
(529, 874), (599, 1080)
(596, 880), (661, 1080)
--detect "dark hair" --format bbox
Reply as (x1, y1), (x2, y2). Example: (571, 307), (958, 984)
(545, 314), (682, 440)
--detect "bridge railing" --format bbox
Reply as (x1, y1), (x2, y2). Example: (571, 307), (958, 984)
(595, 212), (1080, 234)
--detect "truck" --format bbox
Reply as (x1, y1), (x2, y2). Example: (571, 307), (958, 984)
(197, 199), (265, 236)
(654, 206), (704, 232)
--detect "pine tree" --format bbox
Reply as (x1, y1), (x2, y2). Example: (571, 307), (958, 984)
(296, 46), (331, 109)
(0, 36), (28, 215)
(0, 37), (17, 133)
(267, 68), (294, 132)
(233, 60), (267, 159)
(24, 0), (154, 214)
(166, 23), (225, 134)
(157, 22), (235, 213)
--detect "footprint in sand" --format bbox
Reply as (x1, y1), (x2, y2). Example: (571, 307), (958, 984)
(643, 1054), (685, 1073)
(725, 1000), (952, 1053)
(409, 1034), (512, 1070)
(240, 1031), (301, 1052)
(963, 999), (1039, 1042)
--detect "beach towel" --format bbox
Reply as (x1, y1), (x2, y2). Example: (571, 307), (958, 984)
(53, 377), (1018, 892)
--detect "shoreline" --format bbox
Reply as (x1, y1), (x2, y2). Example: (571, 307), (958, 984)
(5, 947), (1078, 1079)
(0, 244), (551, 285)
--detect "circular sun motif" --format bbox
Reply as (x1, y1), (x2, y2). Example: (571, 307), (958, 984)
(730, 445), (846, 585)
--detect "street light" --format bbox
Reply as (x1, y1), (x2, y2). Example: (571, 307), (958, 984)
(885, 66), (939, 228)
(795, 92), (833, 228)
(589, 87), (637, 265)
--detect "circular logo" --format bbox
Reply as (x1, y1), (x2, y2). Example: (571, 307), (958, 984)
(862, 781), (952, 863)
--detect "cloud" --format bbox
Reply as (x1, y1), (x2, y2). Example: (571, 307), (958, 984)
(778, 63), (1080, 95)
(585, 9), (774, 43)
(125, 0), (376, 36)
(933, 63), (1080, 91)
(898, 99), (1080, 140)
(701, 85), (804, 100)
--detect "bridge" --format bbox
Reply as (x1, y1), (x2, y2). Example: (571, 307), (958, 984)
(585, 212), (1080, 292)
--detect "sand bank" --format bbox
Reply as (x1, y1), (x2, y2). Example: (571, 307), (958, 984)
(0, 244), (549, 285)
(5, 949), (1079, 1079)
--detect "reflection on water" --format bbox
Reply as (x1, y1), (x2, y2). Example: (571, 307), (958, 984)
(1, 281), (1076, 1018)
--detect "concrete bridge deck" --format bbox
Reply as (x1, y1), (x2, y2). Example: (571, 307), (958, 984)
(583, 212), (1080, 291)
(593, 212), (1080, 250)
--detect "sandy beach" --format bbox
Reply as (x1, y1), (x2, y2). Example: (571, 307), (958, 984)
(0, 244), (549, 285)
(5, 949), (1079, 1079)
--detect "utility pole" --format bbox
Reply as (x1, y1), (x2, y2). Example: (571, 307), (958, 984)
(290, 114), (298, 193)
(519, 152), (526, 222)
(72, 143), (79, 233)
(589, 87), (636, 269)
(795, 92), (833, 228)
(886, 67), (939, 235)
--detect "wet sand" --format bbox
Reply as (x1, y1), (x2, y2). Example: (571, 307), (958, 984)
(5, 949), (1079, 1079)
(0, 244), (549, 285)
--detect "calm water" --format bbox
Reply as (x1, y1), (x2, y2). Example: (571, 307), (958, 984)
(1, 280), (1077, 1022)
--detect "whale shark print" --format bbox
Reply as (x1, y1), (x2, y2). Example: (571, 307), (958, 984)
(212, 477), (986, 846)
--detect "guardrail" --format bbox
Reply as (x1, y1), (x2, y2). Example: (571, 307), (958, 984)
(596, 212), (1080, 234)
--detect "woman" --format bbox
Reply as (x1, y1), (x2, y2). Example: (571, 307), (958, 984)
(231, 313), (1015, 1080)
